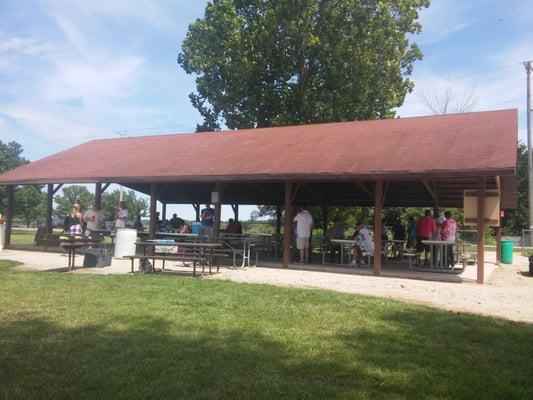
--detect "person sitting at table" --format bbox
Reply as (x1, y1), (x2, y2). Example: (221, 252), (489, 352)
(179, 222), (191, 233)
(350, 221), (374, 267)
(200, 204), (215, 236)
(325, 218), (344, 262)
(114, 201), (128, 230)
(416, 210), (436, 265)
(407, 217), (417, 249)
(133, 215), (143, 230)
(169, 213), (184, 231)
(84, 202), (103, 236)
(66, 203), (84, 236)
(441, 211), (457, 267)
(226, 218), (238, 234)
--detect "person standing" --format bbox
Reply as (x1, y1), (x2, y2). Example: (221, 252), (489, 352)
(416, 210), (436, 265)
(433, 209), (446, 240)
(68, 203), (84, 235)
(407, 217), (417, 249)
(441, 211), (457, 267)
(84, 202), (103, 235)
(114, 201), (128, 230)
(325, 218), (344, 262)
(200, 204), (215, 236)
(293, 206), (314, 263)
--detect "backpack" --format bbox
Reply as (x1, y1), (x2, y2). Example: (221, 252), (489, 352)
(139, 258), (153, 274)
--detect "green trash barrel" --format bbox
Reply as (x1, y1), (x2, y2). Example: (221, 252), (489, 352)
(501, 241), (513, 264)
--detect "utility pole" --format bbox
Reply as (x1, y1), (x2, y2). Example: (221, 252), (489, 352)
(525, 61), (533, 229)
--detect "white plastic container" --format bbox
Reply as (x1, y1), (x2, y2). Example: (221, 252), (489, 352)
(0, 224), (5, 251)
(114, 228), (137, 258)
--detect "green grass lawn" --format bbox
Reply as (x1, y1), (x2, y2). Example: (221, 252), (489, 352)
(0, 260), (531, 399)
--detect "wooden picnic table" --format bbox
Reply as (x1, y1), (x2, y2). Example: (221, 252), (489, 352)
(59, 237), (101, 270)
(421, 240), (459, 270)
(132, 240), (222, 276)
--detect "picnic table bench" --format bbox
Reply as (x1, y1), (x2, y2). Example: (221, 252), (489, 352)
(131, 241), (222, 276)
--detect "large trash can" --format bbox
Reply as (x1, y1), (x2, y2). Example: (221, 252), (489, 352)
(501, 241), (513, 264)
(114, 228), (137, 258)
(0, 224), (5, 251)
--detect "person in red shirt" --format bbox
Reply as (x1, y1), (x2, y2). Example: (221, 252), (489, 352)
(416, 210), (436, 265)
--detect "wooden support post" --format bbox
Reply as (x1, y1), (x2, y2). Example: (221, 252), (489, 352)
(94, 183), (102, 210)
(495, 223), (502, 265)
(373, 181), (383, 276)
(213, 183), (223, 238)
(276, 205), (282, 236)
(282, 182), (293, 268)
(162, 202), (167, 222)
(5, 185), (14, 246)
(322, 204), (328, 233)
(231, 204), (239, 221)
(46, 183), (54, 234)
(477, 177), (486, 284)
(149, 183), (157, 241)
(193, 204), (200, 222)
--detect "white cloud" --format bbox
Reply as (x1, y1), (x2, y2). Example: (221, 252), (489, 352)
(43, 56), (144, 104)
(417, 0), (488, 44)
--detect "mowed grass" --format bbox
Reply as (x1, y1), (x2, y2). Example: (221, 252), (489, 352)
(0, 260), (531, 400)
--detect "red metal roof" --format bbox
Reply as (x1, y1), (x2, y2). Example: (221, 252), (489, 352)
(0, 109), (517, 185)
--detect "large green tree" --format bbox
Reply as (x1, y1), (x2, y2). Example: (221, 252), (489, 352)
(54, 185), (94, 218)
(0, 141), (28, 213)
(178, 0), (429, 131)
(503, 143), (527, 235)
(101, 189), (148, 222)
(15, 185), (46, 227)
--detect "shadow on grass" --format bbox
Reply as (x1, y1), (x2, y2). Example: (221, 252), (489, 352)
(1, 308), (532, 400)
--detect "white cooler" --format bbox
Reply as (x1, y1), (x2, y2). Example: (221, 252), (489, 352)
(114, 228), (137, 258)
(0, 224), (5, 251)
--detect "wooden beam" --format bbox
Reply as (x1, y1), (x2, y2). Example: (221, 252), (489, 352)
(381, 181), (389, 208)
(322, 203), (328, 232)
(149, 183), (157, 240)
(283, 182), (293, 268)
(101, 183), (111, 193)
(94, 183), (102, 210)
(52, 183), (63, 195)
(477, 177), (485, 284)
(231, 204), (239, 221)
(373, 181), (383, 276)
(291, 183), (301, 203)
(5, 185), (14, 246)
(45, 184), (54, 234)
(213, 182), (223, 238)
(193, 203), (200, 222)
(422, 179), (438, 206)
(276, 205), (282, 236)
(354, 182), (373, 199)
(162, 202), (167, 221)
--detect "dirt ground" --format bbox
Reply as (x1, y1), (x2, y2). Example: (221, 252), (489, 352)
(1, 249), (531, 323)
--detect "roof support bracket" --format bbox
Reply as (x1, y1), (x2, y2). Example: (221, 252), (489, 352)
(52, 184), (63, 195)
(422, 180), (439, 206)
(354, 182), (374, 200)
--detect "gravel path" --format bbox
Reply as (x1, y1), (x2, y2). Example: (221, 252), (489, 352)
(1, 249), (531, 323)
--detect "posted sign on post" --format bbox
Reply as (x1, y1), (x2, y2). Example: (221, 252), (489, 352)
(463, 189), (500, 227)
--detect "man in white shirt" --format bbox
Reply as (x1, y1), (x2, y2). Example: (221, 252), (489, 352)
(293, 206), (313, 263)
(351, 221), (375, 267)
(84, 202), (103, 235)
(115, 201), (128, 229)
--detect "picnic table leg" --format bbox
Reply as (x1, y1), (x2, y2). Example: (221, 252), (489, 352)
(131, 258), (134, 273)
(193, 261), (196, 277)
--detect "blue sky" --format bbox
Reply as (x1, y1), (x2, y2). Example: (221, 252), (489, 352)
(0, 0), (532, 220)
